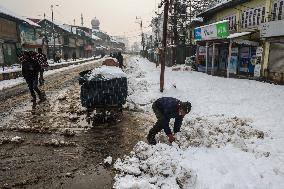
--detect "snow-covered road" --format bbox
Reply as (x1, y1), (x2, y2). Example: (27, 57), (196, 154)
(114, 57), (284, 189)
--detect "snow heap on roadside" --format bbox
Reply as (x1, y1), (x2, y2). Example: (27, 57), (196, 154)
(88, 65), (126, 80)
(114, 141), (197, 189)
(114, 56), (284, 189)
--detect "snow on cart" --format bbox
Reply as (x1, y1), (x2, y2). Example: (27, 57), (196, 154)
(79, 65), (128, 123)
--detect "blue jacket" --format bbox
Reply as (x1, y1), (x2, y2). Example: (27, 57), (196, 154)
(154, 97), (183, 135)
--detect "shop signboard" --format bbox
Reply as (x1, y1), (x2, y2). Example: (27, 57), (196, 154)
(19, 24), (38, 45)
(261, 19), (284, 38)
(195, 20), (229, 41)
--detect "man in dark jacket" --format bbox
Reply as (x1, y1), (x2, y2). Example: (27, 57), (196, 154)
(147, 97), (191, 145)
(116, 52), (124, 69)
(20, 51), (46, 103)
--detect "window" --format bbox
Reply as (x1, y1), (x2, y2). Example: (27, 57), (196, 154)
(261, 7), (266, 23)
(233, 15), (237, 30)
(249, 10), (253, 26)
(257, 8), (261, 24)
(223, 14), (236, 31)
(279, 1), (283, 20)
(242, 13), (245, 28)
(245, 11), (249, 27)
(252, 9), (257, 26)
(273, 3), (277, 21)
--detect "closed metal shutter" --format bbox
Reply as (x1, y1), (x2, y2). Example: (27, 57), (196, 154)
(268, 42), (284, 73)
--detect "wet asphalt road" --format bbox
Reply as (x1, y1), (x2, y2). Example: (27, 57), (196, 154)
(0, 58), (149, 189)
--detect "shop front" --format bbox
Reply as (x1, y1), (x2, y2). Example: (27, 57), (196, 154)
(195, 21), (261, 78)
(261, 19), (284, 83)
(195, 20), (230, 76)
(0, 17), (19, 66)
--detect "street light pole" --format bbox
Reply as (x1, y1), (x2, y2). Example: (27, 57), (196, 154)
(51, 5), (59, 61)
(51, 5), (55, 61)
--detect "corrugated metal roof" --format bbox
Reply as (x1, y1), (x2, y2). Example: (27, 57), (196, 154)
(198, 0), (251, 18)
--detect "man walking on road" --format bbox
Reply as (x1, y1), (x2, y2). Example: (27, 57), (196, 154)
(20, 51), (46, 104)
(116, 52), (124, 69)
(147, 97), (191, 145)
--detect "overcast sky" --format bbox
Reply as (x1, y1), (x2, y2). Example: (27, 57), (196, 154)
(1, 0), (158, 44)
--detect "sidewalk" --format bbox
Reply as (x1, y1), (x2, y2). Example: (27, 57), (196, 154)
(0, 57), (96, 81)
(0, 57), (102, 91)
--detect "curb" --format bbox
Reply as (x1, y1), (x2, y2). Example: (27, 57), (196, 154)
(0, 59), (95, 82)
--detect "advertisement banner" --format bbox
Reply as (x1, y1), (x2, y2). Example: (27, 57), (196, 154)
(256, 47), (263, 57)
(254, 64), (261, 77)
(195, 20), (229, 41)
(229, 56), (238, 74)
(194, 28), (202, 41)
(198, 46), (206, 56)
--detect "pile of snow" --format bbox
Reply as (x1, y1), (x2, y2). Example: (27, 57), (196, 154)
(114, 141), (197, 189)
(104, 156), (113, 165)
(44, 139), (76, 147)
(88, 66), (127, 80)
(114, 56), (284, 189)
(0, 136), (24, 144)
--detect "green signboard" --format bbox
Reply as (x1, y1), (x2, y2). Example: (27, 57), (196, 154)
(217, 22), (229, 38)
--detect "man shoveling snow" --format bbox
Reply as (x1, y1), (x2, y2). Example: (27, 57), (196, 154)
(147, 97), (191, 145)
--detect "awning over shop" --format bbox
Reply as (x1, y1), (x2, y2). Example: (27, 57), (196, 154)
(227, 32), (251, 39)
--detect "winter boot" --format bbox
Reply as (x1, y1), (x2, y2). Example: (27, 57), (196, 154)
(31, 97), (36, 103)
(38, 93), (47, 103)
(147, 132), (157, 145)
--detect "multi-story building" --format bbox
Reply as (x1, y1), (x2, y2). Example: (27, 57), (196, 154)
(0, 5), (40, 66)
(194, 0), (284, 83)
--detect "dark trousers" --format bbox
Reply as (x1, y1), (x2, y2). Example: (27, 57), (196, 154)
(25, 75), (41, 100)
(39, 69), (44, 85)
(149, 102), (165, 136)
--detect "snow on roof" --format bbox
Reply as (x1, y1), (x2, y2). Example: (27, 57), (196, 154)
(88, 65), (127, 80)
(0, 5), (40, 27)
(204, 0), (232, 13)
(92, 34), (102, 40)
(43, 18), (75, 33)
(191, 17), (204, 22)
(227, 32), (251, 39)
(197, 0), (249, 17)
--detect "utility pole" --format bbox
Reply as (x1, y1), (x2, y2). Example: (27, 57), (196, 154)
(160, 0), (169, 92)
(172, 0), (178, 66)
(140, 21), (145, 56)
(51, 5), (55, 60)
(81, 13), (84, 26)
(43, 13), (49, 59)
